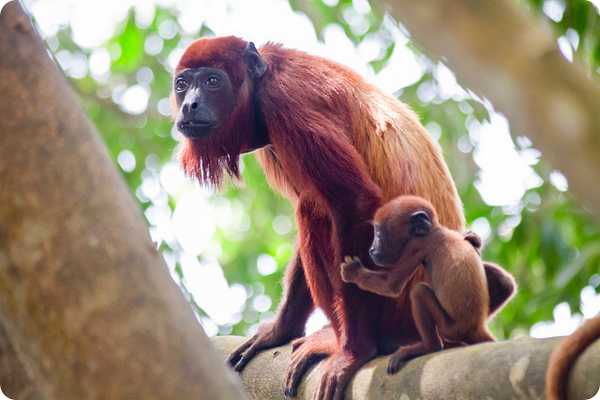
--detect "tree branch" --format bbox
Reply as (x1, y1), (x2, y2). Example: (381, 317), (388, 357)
(0, 2), (245, 398)
(381, 0), (600, 217)
(213, 335), (600, 399)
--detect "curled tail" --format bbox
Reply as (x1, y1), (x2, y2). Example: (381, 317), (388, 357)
(545, 314), (600, 400)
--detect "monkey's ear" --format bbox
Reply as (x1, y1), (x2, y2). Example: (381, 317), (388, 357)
(409, 211), (431, 237)
(464, 230), (482, 250)
(244, 42), (267, 78)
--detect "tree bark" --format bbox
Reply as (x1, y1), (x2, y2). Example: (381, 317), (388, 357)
(0, 322), (43, 400)
(381, 0), (600, 217)
(0, 2), (245, 399)
(213, 335), (600, 400)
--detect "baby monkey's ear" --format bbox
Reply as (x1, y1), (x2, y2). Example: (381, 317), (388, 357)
(409, 211), (431, 237)
(464, 230), (482, 251)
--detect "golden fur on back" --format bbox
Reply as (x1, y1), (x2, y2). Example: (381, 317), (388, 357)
(255, 44), (464, 230)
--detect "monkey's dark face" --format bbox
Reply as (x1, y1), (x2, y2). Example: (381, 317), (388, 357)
(174, 67), (235, 139)
(369, 210), (432, 267)
(174, 39), (268, 187)
(369, 223), (401, 267)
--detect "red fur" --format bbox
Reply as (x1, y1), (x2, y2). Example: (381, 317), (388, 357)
(176, 36), (247, 86)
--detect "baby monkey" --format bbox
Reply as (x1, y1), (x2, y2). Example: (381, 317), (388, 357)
(341, 195), (494, 373)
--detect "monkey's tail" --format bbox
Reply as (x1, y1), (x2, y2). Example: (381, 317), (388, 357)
(545, 314), (600, 400)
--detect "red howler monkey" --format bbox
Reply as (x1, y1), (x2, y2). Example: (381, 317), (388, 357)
(546, 314), (600, 400)
(341, 196), (498, 373)
(172, 36), (515, 400)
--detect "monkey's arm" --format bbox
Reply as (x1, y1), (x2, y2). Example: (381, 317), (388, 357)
(228, 250), (314, 371)
(341, 256), (404, 297)
(264, 89), (384, 400)
(265, 98), (383, 230)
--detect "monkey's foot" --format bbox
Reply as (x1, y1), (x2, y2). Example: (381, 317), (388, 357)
(313, 348), (375, 400)
(284, 326), (336, 397)
(387, 342), (428, 374)
(340, 256), (363, 283)
(228, 320), (302, 372)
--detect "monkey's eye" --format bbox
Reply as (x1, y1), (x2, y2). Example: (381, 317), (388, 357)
(206, 75), (221, 88)
(175, 78), (188, 92)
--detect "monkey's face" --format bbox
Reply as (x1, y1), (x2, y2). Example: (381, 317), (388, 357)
(369, 223), (400, 267)
(174, 67), (235, 139)
(370, 209), (432, 267)
(173, 38), (268, 186)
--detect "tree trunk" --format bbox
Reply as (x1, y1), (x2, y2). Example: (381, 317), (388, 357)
(0, 322), (43, 400)
(213, 335), (600, 400)
(0, 2), (245, 399)
(381, 0), (600, 217)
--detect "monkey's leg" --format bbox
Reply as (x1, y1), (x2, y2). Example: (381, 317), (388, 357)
(388, 283), (449, 374)
(313, 197), (394, 399)
(484, 262), (516, 317)
(286, 297), (379, 400)
(309, 283), (381, 396)
(283, 197), (347, 398)
(314, 232), (381, 400)
(228, 250), (314, 372)
(464, 328), (495, 344)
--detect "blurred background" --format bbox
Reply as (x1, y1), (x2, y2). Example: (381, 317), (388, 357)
(20, 0), (600, 340)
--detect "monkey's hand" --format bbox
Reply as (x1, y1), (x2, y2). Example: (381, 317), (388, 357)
(340, 256), (364, 283)
(228, 319), (302, 372)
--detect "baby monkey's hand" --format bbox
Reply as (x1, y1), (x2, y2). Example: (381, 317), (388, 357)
(341, 256), (363, 283)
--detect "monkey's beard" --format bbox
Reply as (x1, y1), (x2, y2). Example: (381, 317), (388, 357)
(180, 136), (242, 188)
(179, 100), (254, 188)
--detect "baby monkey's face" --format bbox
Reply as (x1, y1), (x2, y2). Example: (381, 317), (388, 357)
(370, 198), (434, 267)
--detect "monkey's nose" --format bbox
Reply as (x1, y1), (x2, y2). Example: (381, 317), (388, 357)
(369, 247), (386, 267)
(369, 247), (378, 259)
(182, 102), (199, 118)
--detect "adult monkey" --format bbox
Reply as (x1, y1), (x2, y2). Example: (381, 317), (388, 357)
(172, 36), (514, 399)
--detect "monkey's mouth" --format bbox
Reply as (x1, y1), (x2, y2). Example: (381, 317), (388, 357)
(177, 120), (217, 138)
(369, 246), (403, 268)
(369, 251), (394, 267)
(371, 258), (394, 268)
